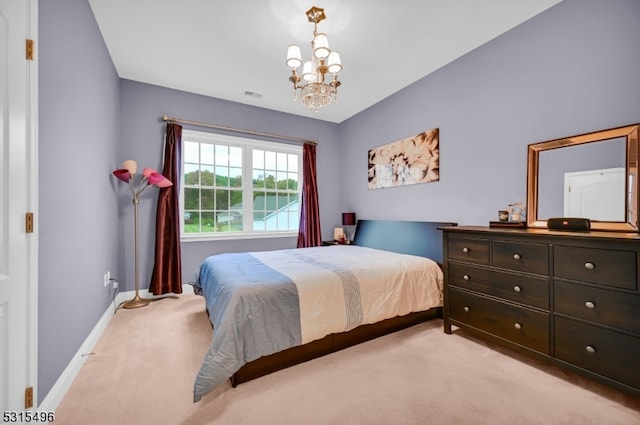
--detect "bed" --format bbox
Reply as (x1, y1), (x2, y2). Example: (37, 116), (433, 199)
(191, 219), (456, 402)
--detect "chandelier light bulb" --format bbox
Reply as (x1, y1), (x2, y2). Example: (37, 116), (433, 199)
(313, 33), (330, 59)
(302, 61), (314, 82)
(286, 45), (302, 68)
(327, 51), (342, 74)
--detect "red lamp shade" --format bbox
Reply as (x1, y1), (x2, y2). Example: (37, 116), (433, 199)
(342, 212), (356, 226)
(147, 172), (164, 185)
(148, 172), (173, 188)
(156, 176), (173, 188)
(112, 169), (131, 182)
(143, 167), (157, 179)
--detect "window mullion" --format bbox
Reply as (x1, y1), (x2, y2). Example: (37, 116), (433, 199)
(243, 146), (253, 232)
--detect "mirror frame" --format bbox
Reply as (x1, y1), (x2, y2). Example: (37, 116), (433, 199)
(527, 123), (639, 232)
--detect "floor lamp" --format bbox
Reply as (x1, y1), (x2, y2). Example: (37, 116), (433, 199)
(113, 160), (172, 309)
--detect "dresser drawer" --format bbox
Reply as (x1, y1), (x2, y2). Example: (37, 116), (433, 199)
(554, 245), (637, 290)
(554, 281), (640, 334)
(449, 263), (549, 310)
(449, 288), (549, 354)
(492, 240), (549, 275)
(448, 237), (489, 265)
(555, 316), (640, 390)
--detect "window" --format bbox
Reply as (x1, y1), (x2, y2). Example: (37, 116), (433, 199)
(181, 129), (302, 240)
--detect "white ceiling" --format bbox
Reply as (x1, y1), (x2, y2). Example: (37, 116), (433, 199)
(88, 0), (562, 123)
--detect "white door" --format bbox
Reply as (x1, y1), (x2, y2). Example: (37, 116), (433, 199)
(564, 167), (626, 221)
(0, 0), (36, 412)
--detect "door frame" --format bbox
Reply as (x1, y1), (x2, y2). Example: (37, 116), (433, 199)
(25, 0), (38, 408)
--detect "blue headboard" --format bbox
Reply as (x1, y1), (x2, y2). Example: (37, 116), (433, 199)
(352, 220), (457, 264)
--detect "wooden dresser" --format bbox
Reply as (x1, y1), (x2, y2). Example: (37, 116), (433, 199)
(441, 226), (640, 396)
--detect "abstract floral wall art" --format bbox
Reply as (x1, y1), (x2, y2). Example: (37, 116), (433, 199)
(368, 128), (439, 189)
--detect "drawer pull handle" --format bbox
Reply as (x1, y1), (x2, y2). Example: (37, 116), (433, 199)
(513, 253), (521, 260)
(584, 262), (595, 270)
(462, 247), (469, 253)
(513, 286), (521, 293)
(463, 275), (470, 281)
(463, 306), (470, 312)
(585, 301), (596, 309)
(586, 345), (596, 354)
(514, 323), (522, 330)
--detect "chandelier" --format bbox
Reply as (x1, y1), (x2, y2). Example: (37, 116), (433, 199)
(286, 6), (343, 112)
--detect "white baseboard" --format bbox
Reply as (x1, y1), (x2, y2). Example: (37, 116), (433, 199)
(38, 285), (194, 411)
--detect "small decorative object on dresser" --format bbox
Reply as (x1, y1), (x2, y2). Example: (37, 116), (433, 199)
(508, 202), (525, 222)
(490, 204), (527, 228)
(546, 217), (591, 231)
(440, 225), (640, 397)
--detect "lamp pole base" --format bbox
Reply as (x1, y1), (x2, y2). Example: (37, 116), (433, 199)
(121, 294), (151, 309)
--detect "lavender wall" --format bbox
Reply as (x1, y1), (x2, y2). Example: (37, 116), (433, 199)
(338, 0), (640, 227)
(38, 0), (121, 401)
(117, 81), (342, 290)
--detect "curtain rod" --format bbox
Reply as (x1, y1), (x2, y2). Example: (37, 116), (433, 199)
(161, 115), (317, 145)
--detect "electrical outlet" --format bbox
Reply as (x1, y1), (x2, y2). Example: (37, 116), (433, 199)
(103, 270), (111, 287)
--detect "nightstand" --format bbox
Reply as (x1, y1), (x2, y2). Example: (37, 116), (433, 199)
(322, 240), (341, 246)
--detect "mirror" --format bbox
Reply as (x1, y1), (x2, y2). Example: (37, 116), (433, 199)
(527, 124), (639, 232)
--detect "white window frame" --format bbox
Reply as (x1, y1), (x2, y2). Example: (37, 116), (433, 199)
(180, 129), (303, 242)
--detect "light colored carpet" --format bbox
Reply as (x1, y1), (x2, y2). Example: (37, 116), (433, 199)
(53, 294), (640, 425)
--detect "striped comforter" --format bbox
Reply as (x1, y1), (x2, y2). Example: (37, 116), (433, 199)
(191, 245), (443, 401)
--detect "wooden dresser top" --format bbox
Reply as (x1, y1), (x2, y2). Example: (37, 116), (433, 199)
(439, 225), (640, 242)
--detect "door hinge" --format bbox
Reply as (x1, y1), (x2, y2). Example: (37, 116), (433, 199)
(25, 212), (34, 233)
(26, 39), (34, 61)
(25, 387), (33, 409)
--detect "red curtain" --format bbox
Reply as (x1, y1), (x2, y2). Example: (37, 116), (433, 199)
(149, 123), (183, 295)
(297, 143), (322, 247)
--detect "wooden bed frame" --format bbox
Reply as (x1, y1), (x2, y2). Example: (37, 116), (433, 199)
(230, 219), (456, 387)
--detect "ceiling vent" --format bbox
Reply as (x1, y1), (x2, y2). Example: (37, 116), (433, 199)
(243, 90), (263, 99)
